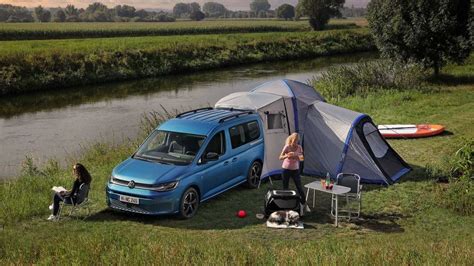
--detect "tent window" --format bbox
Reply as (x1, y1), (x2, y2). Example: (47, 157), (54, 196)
(267, 113), (284, 130)
(363, 123), (388, 158)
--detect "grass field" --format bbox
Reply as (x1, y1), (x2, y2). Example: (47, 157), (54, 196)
(0, 29), (374, 95)
(0, 56), (472, 264)
(0, 18), (363, 40)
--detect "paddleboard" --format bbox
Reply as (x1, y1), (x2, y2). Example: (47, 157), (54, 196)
(378, 124), (445, 138)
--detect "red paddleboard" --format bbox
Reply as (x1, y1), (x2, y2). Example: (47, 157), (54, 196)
(378, 124), (445, 138)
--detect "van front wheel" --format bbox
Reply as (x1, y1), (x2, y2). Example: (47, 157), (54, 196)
(178, 187), (199, 219)
(246, 161), (262, 189)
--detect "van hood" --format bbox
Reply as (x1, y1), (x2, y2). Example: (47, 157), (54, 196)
(112, 157), (189, 185)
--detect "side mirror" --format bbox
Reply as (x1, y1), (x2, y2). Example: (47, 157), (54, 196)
(205, 152), (219, 161)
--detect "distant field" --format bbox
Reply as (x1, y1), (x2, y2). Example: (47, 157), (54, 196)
(0, 28), (369, 55)
(0, 19), (362, 41)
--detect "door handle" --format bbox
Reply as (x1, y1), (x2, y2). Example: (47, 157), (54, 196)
(223, 161), (229, 166)
(232, 157), (238, 162)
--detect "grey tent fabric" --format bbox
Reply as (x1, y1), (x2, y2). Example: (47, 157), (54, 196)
(302, 101), (363, 177)
(216, 79), (410, 184)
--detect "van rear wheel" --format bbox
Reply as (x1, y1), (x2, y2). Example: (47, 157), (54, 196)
(178, 187), (199, 219)
(246, 161), (262, 189)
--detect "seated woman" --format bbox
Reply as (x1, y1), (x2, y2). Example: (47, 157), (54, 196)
(47, 163), (92, 221)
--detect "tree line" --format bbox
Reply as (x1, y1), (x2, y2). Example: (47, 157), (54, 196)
(0, 3), (175, 23)
(0, 1), (355, 28)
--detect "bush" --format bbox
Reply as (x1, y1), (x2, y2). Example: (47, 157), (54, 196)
(311, 60), (428, 101)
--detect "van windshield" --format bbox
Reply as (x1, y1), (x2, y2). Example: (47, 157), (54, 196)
(134, 130), (206, 165)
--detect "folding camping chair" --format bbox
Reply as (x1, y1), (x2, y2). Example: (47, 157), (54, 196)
(331, 173), (362, 220)
(58, 183), (91, 220)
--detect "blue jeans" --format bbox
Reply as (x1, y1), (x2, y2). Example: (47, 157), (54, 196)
(282, 169), (306, 204)
(53, 192), (73, 215)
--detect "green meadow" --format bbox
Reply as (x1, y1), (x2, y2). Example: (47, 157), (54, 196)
(0, 55), (472, 264)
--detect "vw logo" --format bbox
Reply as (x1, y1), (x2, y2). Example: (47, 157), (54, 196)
(128, 180), (135, 189)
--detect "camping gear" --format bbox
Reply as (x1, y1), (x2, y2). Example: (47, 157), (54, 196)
(332, 173), (362, 220)
(237, 210), (247, 218)
(378, 124), (445, 138)
(215, 79), (411, 185)
(304, 181), (351, 227)
(264, 190), (301, 216)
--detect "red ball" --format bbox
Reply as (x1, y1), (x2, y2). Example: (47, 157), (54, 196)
(237, 210), (247, 218)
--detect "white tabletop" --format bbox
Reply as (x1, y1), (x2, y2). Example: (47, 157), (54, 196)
(304, 181), (351, 195)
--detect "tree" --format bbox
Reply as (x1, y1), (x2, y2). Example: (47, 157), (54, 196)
(203, 2), (227, 18)
(367, 0), (472, 76)
(115, 5), (136, 18)
(276, 4), (295, 20)
(173, 3), (190, 18)
(250, 0), (271, 14)
(189, 2), (201, 13)
(64, 4), (78, 17)
(190, 10), (205, 21)
(0, 8), (9, 22)
(299, 0), (345, 30)
(86, 2), (108, 13)
(53, 9), (66, 22)
(34, 5), (51, 22)
(135, 9), (149, 19)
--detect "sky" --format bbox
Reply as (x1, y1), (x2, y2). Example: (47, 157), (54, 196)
(1, 0), (369, 10)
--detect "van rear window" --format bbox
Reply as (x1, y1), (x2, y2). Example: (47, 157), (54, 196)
(229, 120), (260, 149)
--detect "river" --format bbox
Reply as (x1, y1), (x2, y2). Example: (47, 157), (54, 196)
(0, 53), (376, 179)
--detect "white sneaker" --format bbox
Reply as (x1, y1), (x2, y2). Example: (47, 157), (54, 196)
(47, 215), (58, 221)
(48, 204), (53, 210)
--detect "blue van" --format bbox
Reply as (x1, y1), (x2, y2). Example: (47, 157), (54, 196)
(106, 108), (264, 218)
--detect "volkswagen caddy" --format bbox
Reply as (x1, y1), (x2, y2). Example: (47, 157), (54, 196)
(106, 108), (264, 218)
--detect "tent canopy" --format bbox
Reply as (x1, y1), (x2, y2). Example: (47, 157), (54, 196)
(215, 79), (410, 184)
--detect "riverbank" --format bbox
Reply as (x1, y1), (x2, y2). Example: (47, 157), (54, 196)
(0, 58), (472, 264)
(0, 29), (374, 95)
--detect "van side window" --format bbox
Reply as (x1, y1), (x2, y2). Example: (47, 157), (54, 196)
(229, 120), (260, 149)
(204, 131), (225, 155)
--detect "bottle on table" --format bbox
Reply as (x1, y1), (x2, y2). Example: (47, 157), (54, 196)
(325, 172), (331, 189)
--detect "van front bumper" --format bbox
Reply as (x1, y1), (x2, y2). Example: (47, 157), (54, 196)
(106, 183), (180, 215)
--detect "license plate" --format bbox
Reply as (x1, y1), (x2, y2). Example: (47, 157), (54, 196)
(119, 195), (139, 205)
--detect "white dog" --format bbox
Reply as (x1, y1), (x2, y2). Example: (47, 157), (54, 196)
(267, 210), (300, 226)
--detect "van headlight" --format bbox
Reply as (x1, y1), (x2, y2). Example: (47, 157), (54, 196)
(151, 181), (179, 192)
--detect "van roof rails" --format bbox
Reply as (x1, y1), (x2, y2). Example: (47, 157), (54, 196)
(176, 107), (214, 118)
(218, 111), (254, 123)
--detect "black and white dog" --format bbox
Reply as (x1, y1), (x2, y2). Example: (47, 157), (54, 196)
(267, 210), (300, 226)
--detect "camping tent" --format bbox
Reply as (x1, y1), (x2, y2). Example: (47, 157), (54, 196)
(215, 79), (410, 184)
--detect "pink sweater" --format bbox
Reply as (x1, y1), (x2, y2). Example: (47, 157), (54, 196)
(281, 144), (303, 170)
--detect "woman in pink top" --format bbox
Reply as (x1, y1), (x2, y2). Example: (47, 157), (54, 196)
(279, 133), (309, 212)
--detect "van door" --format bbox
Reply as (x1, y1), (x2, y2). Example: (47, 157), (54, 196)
(228, 120), (263, 183)
(197, 131), (231, 199)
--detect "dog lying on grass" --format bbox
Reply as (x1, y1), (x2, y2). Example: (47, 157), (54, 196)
(267, 210), (300, 226)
